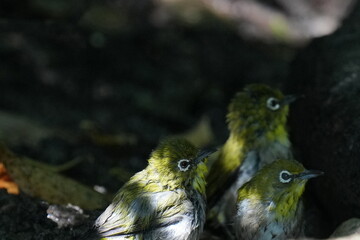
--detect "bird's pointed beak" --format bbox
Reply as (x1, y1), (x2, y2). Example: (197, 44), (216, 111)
(194, 148), (217, 164)
(281, 94), (303, 105)
(296, 169), (324, 180)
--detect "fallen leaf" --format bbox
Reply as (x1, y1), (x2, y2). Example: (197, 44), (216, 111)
(0, 144), (109, 210)
(0, 163), (19, 194)
(109, 166), (134, 183)
(174, 115), (214, 148)
(80, 120), (138, 146)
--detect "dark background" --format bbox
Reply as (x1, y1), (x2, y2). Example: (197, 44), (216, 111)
(0, 0), (359, 239)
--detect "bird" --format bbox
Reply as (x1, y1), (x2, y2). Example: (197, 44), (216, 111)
(206, 84), (297, 232)
(94, 138), (215, 240)
(235, 159), (323, 240)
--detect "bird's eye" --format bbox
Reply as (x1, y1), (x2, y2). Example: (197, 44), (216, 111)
(266, 97), (280, 111)
(279, 170), (293, 183)
(178, 159), (191, 172)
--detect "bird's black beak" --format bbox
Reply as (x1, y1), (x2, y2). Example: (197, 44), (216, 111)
(296, 169), (324, 180)
(194, 148), (217, 164)
(281, 94), (302, 105)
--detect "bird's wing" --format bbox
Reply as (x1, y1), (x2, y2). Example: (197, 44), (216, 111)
(207, 164), (240, 207)
(206, 150), (241, 203)
(207, 150), (258, 207)
(95, 189), (186, 238)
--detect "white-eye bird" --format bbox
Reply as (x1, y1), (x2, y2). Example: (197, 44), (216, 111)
(95, 138), (215, 240)
(235, 159), (323, 240)
(206, 84), (297, 233)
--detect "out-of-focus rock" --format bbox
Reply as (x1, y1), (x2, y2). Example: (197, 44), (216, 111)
(287, 1), (360, 233)
(331, 218), (360, 238)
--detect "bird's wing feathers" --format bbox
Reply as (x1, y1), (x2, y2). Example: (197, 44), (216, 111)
(206, 154), (239, 201)
(207, 150), (259, 207)
(96, 190), (186, 237)
(207, 165), (240, 207)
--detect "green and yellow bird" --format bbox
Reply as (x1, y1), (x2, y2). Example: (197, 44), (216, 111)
(95, 138), (214, 240)
(206, 84), (297, 230)
(235, 159), (323, 240)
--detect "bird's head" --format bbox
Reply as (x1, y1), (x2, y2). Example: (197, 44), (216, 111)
(227, 84), (297, 145)
(238, 159), (323, 219)
(149, 138), (215, 194)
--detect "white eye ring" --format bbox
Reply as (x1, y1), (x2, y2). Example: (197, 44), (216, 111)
(279, 170), (292, 183)
(178, 159), (191, 172)
(267, 97), (280, 111)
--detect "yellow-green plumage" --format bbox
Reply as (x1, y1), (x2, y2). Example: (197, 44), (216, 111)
(237, 160), (305, 218)
(95, 138), (212, 240)
(235, 159), (323, 240)
(206, 84), (295, 229)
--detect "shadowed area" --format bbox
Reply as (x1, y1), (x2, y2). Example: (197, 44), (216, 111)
(0, 0), (359, 239)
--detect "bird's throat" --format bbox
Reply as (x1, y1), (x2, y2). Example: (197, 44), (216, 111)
(273, 184), (305, 221)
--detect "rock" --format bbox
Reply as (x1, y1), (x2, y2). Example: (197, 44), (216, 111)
(0, 190), (96, 240)
(331, 218), (360, 238)
(47, 204), (89, 228)
(287, 0), (360, 233)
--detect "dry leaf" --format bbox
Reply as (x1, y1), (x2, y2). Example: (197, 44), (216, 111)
(0, 144), (109, 210)
(80, 120), (138, 146)
(109, 166), (134, 183)
(0, 162), (19, 194)
(174, 115), (214, 148)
